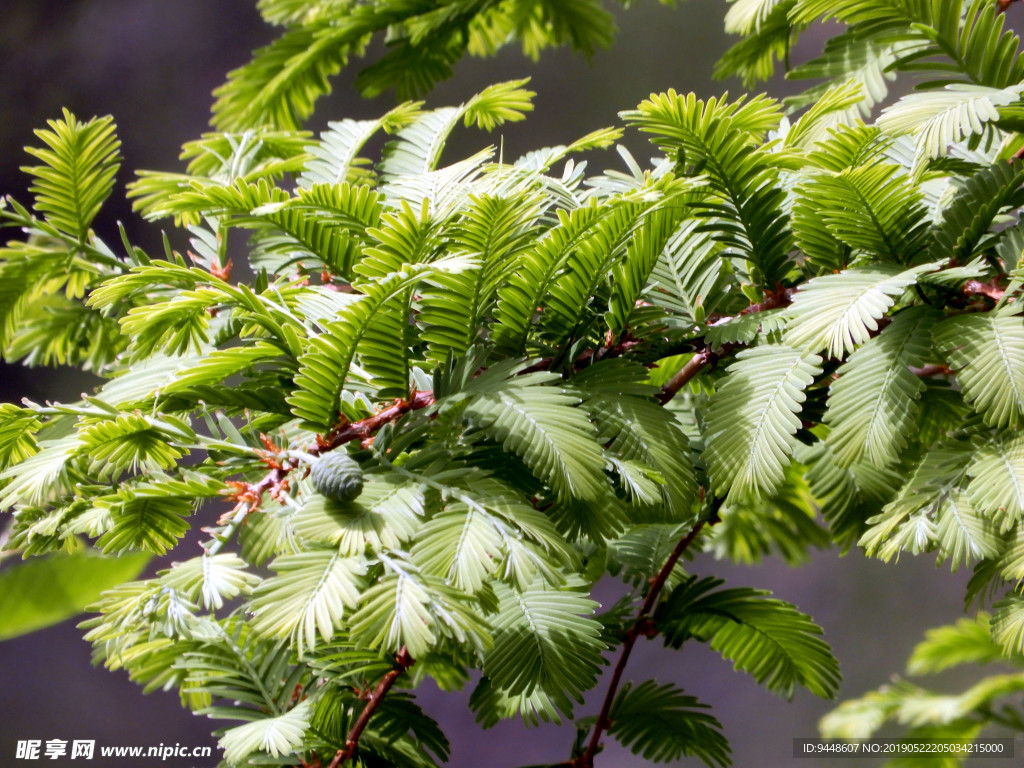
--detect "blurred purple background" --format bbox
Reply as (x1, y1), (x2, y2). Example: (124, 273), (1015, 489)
(0, 2), (1016, 767)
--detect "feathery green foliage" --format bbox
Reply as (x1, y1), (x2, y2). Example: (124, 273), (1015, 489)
(5, 0), (1024, 766)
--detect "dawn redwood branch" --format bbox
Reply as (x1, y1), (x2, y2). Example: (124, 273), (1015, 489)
(327, 647), (415, 768)
(573, 503), (717, 768)
(239, 286), (793, 512)
(317, 389), (436, 454)
(657, 349), (710, 404)
(911, 363), (953, 378)
(649, 287), (796, 399)
(230, 390), (437, 514)
(963, 279), (1006, 302)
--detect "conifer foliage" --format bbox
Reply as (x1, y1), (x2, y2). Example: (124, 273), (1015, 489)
(3, 0), (1024, 765)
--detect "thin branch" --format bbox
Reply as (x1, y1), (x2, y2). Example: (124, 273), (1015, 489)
(231, 390), (437, 515)
(657, 350), (710, 404)
(572, 499), (720, 768)
(998, 0), (1019, 13)
(646, 286), (795, 393)
(911, 363), (953, 378)
(327, 647), (415, 768)
(317, 389), (436, 454)
(963, 279), (1006, 302)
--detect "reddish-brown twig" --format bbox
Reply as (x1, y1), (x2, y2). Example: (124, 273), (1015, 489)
(963, 280), (1006, 302)
(327, 647), (415, 768)
(911, 363), (953, 378)
(657, 350), (710, 404)
(230, 390), (437, 517)
(316, 390), (436, 455)
(572, 515), (711, 768)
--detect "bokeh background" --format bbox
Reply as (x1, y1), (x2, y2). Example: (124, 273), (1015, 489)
(0, 2), (1020, 766)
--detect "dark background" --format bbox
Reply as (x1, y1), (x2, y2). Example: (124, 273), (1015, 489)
(0, 2), (1019, 766)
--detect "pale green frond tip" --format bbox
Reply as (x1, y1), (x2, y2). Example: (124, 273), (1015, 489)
(21, 108), (122, 241)
(220, 700), (311, 764)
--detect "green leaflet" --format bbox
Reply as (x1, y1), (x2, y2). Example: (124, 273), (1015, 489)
(77, 413), (187, 479)
(967, 434), (1024, 532)
(934, 307), (1024, 429)
(996, 526), (1024, 584)
(785, 265), (936, 359)
(161, 342), (288, 393)
(0, 435), (82, 511)
(656, 576), (840, 699)
(824, 307), (936, 467)
(220, 700), (311, 764)
(418, 194), (542, 363)
(158, 553), (260, 611)
(0, 404), (41, 471)
(716, 1), (799, 87)
(287, 255), (476, 429)
(250, 549), (367, 656)
(857, 440), (1005, 572)
(491, 203), (618, 355)
(606, 523), (693, 589)
(450, 366), (608, 501)
(532, 202), (646, 350)
(877, 84), (1024, 171)
(782, 0), (1024, 98)
(480, 578), (605, 722)
(800, 439), (902, 552)
(642, 218), (729, 327)
(785, 35), (903, 117)
(294, 475), (425, 555)
(708, 461), (831, 565)
(703, 344), (823, 502)
(379, 83), (534, 179)
(299, 103), (424, 188)
(822, 614), (1024, 753)
(906, 613), (1005, 675)
(608, 680), (730, 767)
(608, 204), (690, 333)
(576, 359), (698, 517)
(349, 554), (491, 658)
(931, 160), (1024, 264)
(409, 482), (573, 593)
(21, 109), (121, 241)
(821, 682), (988, 744)
(96, 496), (195, 555)
(791, 166), (930, 265)
(991, 595), (1024, 656)
(621, 91), (793, 288)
